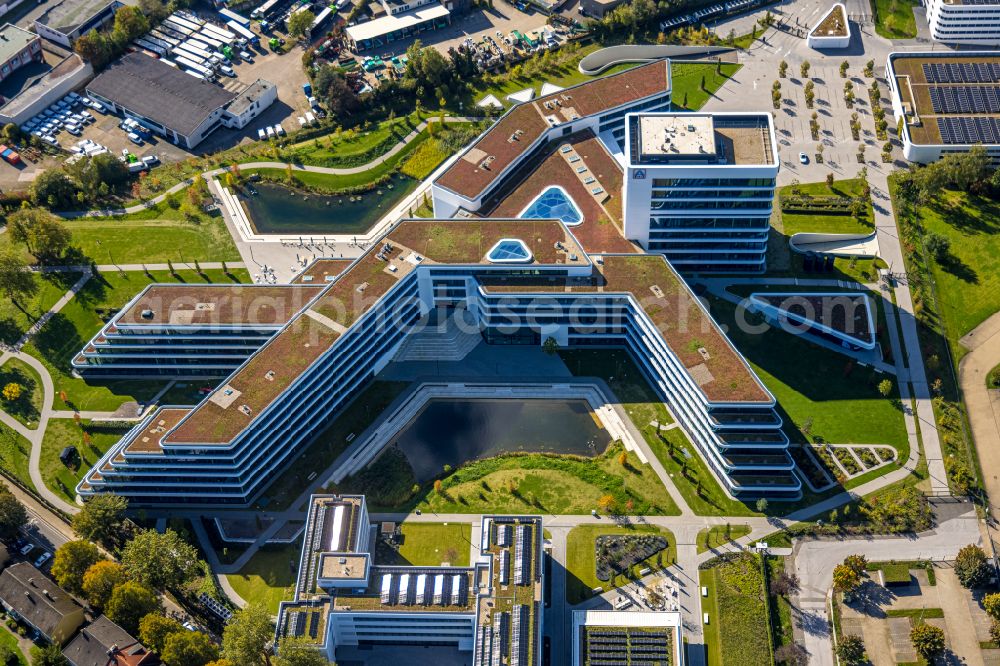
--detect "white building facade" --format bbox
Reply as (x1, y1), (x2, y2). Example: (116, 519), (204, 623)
(925, 0), (1000, 45)
(622, 112), (779, 273)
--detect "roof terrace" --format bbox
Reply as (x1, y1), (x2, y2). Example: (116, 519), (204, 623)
(163, 219), (584, 445)
(435, 60), (669, 201)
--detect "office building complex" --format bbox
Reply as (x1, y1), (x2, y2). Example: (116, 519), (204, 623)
(925, 0), (1000, 45)
(78, 216), (798, 506)
(275, 495), (543, 664)
(887, 52), (1000, 164)
(621, 112), (778, 273)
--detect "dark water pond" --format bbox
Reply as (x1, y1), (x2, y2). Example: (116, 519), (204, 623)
(240, 174), (417, 235)
(391, 399), (612, 482)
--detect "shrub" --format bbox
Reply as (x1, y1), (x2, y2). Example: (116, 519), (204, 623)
(955, 544), (989, 588)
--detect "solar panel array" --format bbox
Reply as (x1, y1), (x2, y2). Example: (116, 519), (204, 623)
(284, 609), (321, 639)
(583, 628), (673, 666)
(510, 605), (529, 666)
(937, 116), (1000, 143)
(514, 524), (531, 586)
(928, 85), (1000, 114)
(922, 61), (1000, 84)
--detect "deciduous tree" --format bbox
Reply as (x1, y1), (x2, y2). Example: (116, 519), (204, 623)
(0, 488), (27, 541)
(836, 635), (866, 665)
(910, 623), (945, 661)
(955, 544), (989, 588)
(162, 630), (220, 666)
(222, 603), (274, 666)
(121, 529), (201, 590)
(105, 581), (162, 634)
(73, 493), (127, 544)
(82, 560), (126, 610)
(51, 540), (104, 594)
(0, 249), (37, 311)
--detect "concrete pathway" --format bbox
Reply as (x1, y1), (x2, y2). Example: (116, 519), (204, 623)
(959, 312), (1000, 521)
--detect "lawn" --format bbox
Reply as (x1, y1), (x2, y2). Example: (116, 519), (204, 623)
(910, 189), (1000, 347)
(0, 423), (36, 492)
(40, 419), (127, 503)
(0, 358), (43, 429)
(988, 362), (1000, 389)
(334, 439), (682, 516)
(0, 271), (81, 346)
(379, 523), (472, 567)
(705, 295), (909, 451)
(700, 553), (773, 666)
(696, 524), (752, 554)
(224, 545), (300, 614)
(872, 0), (918, 39)
(565, 524), (676, 604)
(23, 268), (248, 413)
(671, 62), (742, 111)
(778, 178), (874, 237)
(401, 136), (450, 180)
(0, 624), (26, 665)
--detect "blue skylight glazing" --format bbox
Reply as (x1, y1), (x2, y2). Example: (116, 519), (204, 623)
(487, 239), (533, 263)
(519, 186), (583, 226)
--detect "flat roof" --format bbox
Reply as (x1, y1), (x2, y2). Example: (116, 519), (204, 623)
(435, 60), (669, 201)
(629, 113), (775, 166)
(292, 258), (354, 284)
(87, 52), (236, 136)
(120, 408), (190, 455)
(346, 4), (449, 42)
(480, 254), (771, 403)
(889, 52), (1000, 146)
(0, 24), (37, 66)
(226, 79), (276, 117)
(163, 219), (587, 445)
(116, 284), (323, 327)
(35, 0), (117, 33)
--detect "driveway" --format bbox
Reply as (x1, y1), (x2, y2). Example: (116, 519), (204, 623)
(792, 502), (981, 666)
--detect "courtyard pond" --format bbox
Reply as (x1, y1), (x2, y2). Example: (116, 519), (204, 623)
(239, 174), (418, 235)
(391, 399), (612, 482)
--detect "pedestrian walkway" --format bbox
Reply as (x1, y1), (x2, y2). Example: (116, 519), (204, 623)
(959, 312), (1000, 521)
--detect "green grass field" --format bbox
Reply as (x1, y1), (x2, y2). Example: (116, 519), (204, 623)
(225, 546), (300, 614)
(778, 178), (874, 237)
(872, 0), (918, 39)
(0, 423), (36, 492)
(0, 358), (43, 429)
(701, 553), (773, 666)
(380, 523), (472, 567)
(286, 111), (428, 168)
(23, 268), (247, 412)
(706, 295), (908, 451)
(912, 189), (1000, 348)
(670, 62), (742, 111)
(696, 525), (752, 554)
(0, 624), (26, 665)
(565, 524), (676, 604)
(0, 272), (80, 346)
(40, 419), (127, 503)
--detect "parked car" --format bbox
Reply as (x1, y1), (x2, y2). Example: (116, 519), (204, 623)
(34, 552), (51, 568)
(257, 128), (266, 140)
(66, 126), (82, 136)
(141, 154), (159, 166)
(18, 543), (32, 555)
(798, 152), (808, 164)
(127, 132), (143, 146)
(239, 50), (253, 62)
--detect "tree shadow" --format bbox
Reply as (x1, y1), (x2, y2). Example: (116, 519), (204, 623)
(30, 312), (82, 375)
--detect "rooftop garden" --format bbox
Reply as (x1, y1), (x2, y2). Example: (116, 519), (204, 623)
(777, 178), (874, 237)
(699, 552), (774, 666)
(813, 4), (849, 36)
(376, 522), (473, 567)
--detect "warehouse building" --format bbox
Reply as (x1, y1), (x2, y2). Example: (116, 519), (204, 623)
(0, 24), (43, 84)
(86, 53), (275, 149)
(34, 0), (125, 47)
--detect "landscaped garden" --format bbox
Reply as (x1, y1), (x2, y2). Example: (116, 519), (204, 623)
(39, 419), (128, 503)
(565, 524), (675, 604)
(0, 272), (82, 347)
(777, 178), (874, 237)
(0, 424), (35, 493)
(376, 522), (472, 567)
(700, 552), (774, 665)
(330, 439), (681, 517)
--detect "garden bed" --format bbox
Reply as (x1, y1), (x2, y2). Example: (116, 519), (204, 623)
(595, 534), (668, 581)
